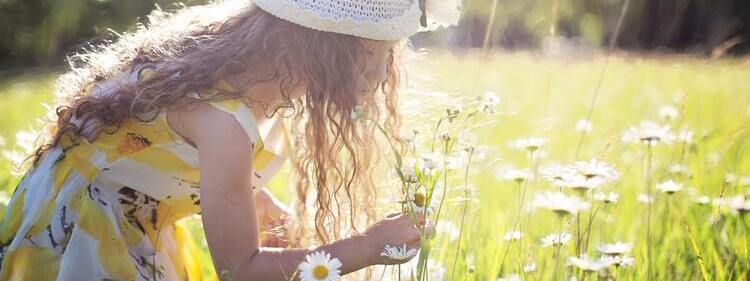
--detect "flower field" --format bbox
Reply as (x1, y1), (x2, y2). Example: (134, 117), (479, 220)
(1, 52), (749, 280)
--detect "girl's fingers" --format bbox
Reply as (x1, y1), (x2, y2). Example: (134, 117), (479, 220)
(405, 225), (422, 242)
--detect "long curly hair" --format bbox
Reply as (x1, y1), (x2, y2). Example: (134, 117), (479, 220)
(29, 0), (404, 246)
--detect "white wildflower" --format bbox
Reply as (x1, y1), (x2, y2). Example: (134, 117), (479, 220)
(668, 164), (691, 176)
(694, 195), (710, 205)
(574, 158), (620, 182)
(597, 242), (633, 256)
(533, 191), (590, 216)
(298, 251), (342, 281)
(503, 230), (522, 241)
(555, 173), (606, 193)
(676, 128), (695, 144)
(658, 105), (679, 121)
(380, 244), (418, 260)
(637, 193), (654, 204)
(499, 168), (533, 184)
(594, 192), (620, 204)
(567, 255), (613, 272)
(601, 255), (635, 268)
(575, 119), (593, 132)
(621, 120), (675, 146)
(541, 232), (572, 247)
(476, 91), (500, 113)
(510, 137), (548, 152)
(656, 179), (683, 194)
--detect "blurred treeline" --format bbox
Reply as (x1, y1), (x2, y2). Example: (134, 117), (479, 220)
(451, 0), (750, 56)
(0, 0), (208, 72)
(1, 0), (749, 72)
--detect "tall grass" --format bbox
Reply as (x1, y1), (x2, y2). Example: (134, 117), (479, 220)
(1, 53), (749, 280)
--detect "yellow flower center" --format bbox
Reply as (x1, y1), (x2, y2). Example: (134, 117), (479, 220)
(413, 192), (426, 208)
(313, 265), (329, 279)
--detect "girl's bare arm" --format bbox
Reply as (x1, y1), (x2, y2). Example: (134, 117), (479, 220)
(183, 103), (420, 280)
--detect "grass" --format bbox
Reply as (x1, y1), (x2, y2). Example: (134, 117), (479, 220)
(1, 52), (749, 280)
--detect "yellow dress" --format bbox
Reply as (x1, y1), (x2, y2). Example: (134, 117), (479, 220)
(0, 76), (290, 280)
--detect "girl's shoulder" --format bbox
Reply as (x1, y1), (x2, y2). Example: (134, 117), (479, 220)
(164, 90), (264, 154)
(133, 67), (263, 151)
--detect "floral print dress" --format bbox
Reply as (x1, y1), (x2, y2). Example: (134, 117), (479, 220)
(0, 74), (290, 280)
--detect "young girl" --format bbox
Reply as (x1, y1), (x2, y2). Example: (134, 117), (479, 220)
(0, 0), (434, 280)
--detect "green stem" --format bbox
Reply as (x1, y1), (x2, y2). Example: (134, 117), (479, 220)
(449, 149), (474, 280)
(644, 143), (654, 281)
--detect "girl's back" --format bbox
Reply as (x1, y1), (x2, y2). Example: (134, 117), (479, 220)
(0, 69), (289, 280)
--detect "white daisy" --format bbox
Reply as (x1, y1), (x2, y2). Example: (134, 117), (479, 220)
(298, 251), (342, 281)
(503, 230), (522, 241)
(658, 105), (679, 121)
(656, 179), (683, 194)
(499, 168), (533, 184)
(676, 128), (695, 144)
(601, 255), (635, 268)
(476, 91), (500, 113)
(637, 193), (654, 204)
(575, 119), (593, 132)
(668, 164), (691, 176)
(713, 195), (747, 215)
(574, 158), (620, 182)
(593, 192), (620, 204)
(567, 255), (613, 272)
(541, 164), (578, 183)
(541, 232), (572, 247)
(693, 195), (711, 205)
(510, 137), (548, 152)
(532, 192), (590, 216)
(597, 242), (633, 256)
(621, 120), (675, 146)
(380, 244), (418, 260)
(555, 173), (606, 193)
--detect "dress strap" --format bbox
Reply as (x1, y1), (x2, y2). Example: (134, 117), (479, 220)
(189, 91), (263, 149)
(136, 68), (263, 150)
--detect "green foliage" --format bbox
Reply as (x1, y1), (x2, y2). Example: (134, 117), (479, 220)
(0, 0), (208, 69)
(1, 53), (749, 279)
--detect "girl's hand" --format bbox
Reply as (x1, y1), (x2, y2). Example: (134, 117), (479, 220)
(361, 213), (428, 265)
(254, 187), (293, 247)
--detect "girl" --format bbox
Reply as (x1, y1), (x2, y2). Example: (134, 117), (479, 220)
(0, 0), (435, 280)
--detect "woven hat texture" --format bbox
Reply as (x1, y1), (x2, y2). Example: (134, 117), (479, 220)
(252, 0), (424, 40)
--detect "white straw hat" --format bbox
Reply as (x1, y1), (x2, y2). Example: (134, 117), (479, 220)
(252, 0), (426, 41)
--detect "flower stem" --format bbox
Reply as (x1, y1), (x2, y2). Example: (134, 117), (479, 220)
(449, 149), (474, 281)
(644, 143), (654, 280)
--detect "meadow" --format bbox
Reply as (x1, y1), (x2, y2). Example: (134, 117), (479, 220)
(1, 52), (749, 280)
